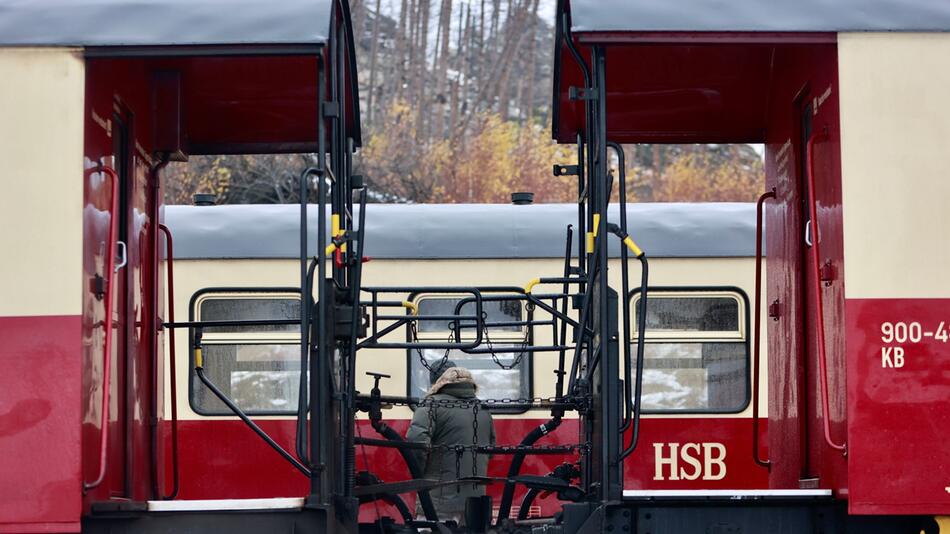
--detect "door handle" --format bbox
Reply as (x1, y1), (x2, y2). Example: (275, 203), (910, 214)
(115, 241), (127, 272)
(804, 220), (813, 247)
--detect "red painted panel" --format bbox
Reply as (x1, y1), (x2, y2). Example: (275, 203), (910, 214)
(139, 52), (359, 155)
(0, 315), (82, 532)
(846, 298), (950, 515)
(0, 522), (81, 534)
(556, 41), (776, 144)
(163, 417), (767, 519)
(169, 55), (320, 153)
(622, 418), (769, 491)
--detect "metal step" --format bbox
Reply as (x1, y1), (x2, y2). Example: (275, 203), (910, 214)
(82, 498), (334, 534)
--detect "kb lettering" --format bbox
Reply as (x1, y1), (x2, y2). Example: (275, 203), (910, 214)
(653, 442), (727, 481)
(881, 346), (904, 368)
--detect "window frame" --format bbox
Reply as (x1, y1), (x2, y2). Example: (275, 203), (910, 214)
(627, 286), (751, 415)
(404, 292), (533, 414)
(188, 286), (303, 417)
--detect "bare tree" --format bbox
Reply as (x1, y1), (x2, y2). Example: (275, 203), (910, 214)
(431, 0), (453, 136)
(413, 0), (431, 139)
(365, 0), (383, 126)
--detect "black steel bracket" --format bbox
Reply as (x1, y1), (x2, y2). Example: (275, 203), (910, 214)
(569, 86), (597, 101)
(554, 164), (580, 176)
(322, 101), (340, 118)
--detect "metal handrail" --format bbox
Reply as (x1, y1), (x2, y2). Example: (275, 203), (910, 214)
(752, 189), (776, 469)
(607, 141), (636, 434)
(805, 132), (847, 455)
(158, 223), (180, 498)
(84, 165), (120, 491)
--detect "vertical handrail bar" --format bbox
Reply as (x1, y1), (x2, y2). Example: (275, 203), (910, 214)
(555, 225), (573, 400)
(84, 165), (120, 491)
(752, 189), (775, 469)
(297, 170), (317, 466)
(608, 142), (634, 433)
(158, 224), (181, 497)
(312, 53), (329, 497)
(805, 133), (847, 454)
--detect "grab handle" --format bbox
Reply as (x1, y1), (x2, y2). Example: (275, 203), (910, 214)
(83, 165), (120, 491)
(114, 241), (127, 272)
(752, 189), (775, 469)
(805, 132), (847, 455)
(158, 224), (180, 499)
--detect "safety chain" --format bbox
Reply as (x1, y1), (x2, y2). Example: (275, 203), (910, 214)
(417, 442), (591, 455)
(471, 402), (479, 478)
(481, 318), (530, 370)
(391, 395), (590, 411)
(408, 306), (542, 372)
(409, 323), (453, 375)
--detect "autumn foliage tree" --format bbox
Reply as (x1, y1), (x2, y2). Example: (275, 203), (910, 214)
(649, 148), (764, 202)
(624, 144), (764, 203)
(164, 2), (765, 206)
(360, 104), (575, 203)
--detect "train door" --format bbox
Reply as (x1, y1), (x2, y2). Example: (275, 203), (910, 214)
(107, 106), (132, 497)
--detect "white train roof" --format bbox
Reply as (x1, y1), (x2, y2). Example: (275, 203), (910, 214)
(164, 203), (760, 260)
(0, 0), (333, 47)
(567, 0), (950, 33)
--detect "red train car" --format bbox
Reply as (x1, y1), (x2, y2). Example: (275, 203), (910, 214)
(2, 0), (950, 531)
(553, 0), (950, 531)
(0, 1), (361, 531)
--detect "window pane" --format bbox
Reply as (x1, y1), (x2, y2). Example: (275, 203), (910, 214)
(191, 344), (302, 414)
(416, 298), (522, 333)
(409, 348), (529, 408)
(199, 297), (300, 333)
(634, 342), (747, 411)
(636, 296), (739, 333)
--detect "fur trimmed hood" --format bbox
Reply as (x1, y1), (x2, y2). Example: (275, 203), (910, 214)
(428, 366), (477, 396)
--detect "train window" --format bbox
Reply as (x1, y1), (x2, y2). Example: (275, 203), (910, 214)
(409, 296), (530, 410)
(630, 289), (749, 413)
(189, 292), (302, 415)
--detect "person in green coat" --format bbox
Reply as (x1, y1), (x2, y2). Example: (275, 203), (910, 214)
(406, 361), (496, 525)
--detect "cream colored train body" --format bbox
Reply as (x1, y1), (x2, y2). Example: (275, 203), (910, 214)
(162, 202), (769, 513)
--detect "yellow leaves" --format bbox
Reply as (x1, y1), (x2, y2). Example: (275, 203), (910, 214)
(361, 107), (763, 205)
(164, 109), (762, 206)
(444, 114), (518, 203)
(650, 148), (764, 202)
(164, 155), (232, 205)
(360, 106), (577, 203)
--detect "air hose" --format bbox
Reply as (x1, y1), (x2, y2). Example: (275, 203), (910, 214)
(364, 372), (439, 521)
(495, 416), (563, 524)
(369, 419), (439, 521)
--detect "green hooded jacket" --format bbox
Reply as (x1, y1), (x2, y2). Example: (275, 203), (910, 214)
(406, 380), (496, 523)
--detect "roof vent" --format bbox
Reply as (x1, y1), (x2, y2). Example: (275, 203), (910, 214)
(511, 192), (534, 205)
(193, 193), (217, 206)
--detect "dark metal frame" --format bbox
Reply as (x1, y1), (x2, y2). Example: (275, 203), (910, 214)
(156, 0), (645, 529)
(401, 291), (540, 415)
